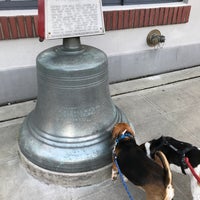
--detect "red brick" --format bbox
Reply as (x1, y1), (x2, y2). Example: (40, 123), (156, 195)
(0, 29), (3, 40)
(182, 6), (191, 23)
(118, 11), (123, 29)
(33, 15), (38, 36)
(177, 7), (183, 24)
(0, 17), (10, 39)
(172, 7), (178, 24)
(112, 11), (118, 30)
(0, 21), (3, 40)
(17, 16), (26, 38)
(163, 8), (169, 25)
(25, 16), (34, 37)
(103, 12), (107, 30)
(123, 10), (129, 29)
(133, 9), (140, 28)
(158, 8), (164, 25)
(149, 8), (155, 26)
(139, 9), (145, 27)
(153, 8), (160, 26)
(128, 10), (134, 28)
(144, 9), (150, 27)
(8, 17), (18, 39)
(167, 7), (174, 24)
(104, 12), (112, 31)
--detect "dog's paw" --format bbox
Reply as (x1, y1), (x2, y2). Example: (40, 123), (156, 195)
(111, 176), (118, 181)
(111, 170), (118, 181)
(123, 175), (128, 182)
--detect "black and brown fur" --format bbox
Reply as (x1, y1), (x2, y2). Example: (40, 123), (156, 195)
(140, 136), (200, 200)
(112, 123), (174, 200)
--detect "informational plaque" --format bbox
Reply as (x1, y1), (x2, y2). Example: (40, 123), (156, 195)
(38, 0), (105, 40)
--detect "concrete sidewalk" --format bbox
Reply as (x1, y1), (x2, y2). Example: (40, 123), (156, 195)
(1, 66), (200, 200)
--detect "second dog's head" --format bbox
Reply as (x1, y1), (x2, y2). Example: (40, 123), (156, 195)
(140, 136), (193, 159)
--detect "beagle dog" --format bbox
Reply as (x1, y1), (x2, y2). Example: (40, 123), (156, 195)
(112, 123), (174, 200)
(140, 136), (200, 200)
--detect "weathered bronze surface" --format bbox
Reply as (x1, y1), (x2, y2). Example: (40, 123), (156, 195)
(18, 37), (129, 175)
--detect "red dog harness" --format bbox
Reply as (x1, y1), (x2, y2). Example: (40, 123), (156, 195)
(185, 157), (200, 184)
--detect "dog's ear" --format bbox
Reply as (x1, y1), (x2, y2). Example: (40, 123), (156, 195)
(154, 151), (172, 187)
(112, 124), (121, 139)
(112, 123), (135, 139)
(154, 151), (164, 168)
(155, 151), (174, 200)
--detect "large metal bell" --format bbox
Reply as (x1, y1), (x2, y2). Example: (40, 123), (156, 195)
(18, 37), (129, 186)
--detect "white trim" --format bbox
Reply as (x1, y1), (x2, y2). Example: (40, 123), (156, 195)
(0, 9), (37, 16)
(103, 2), (188, 11)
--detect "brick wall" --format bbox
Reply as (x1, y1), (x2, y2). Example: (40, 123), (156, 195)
(0, 5), (191, 40)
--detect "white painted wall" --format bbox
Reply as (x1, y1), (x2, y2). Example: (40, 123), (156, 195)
(0, 1), (200, 104)
(1, 2), (200, 70)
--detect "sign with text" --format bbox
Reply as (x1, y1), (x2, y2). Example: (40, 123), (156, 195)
(38, 0), (105, 40)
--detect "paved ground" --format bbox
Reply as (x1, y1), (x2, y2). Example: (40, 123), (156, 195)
(1, 66), (200, 200)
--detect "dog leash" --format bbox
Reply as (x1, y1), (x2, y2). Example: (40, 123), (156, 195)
(185, 157), (200, 184)
(114, 156), (134, 200)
